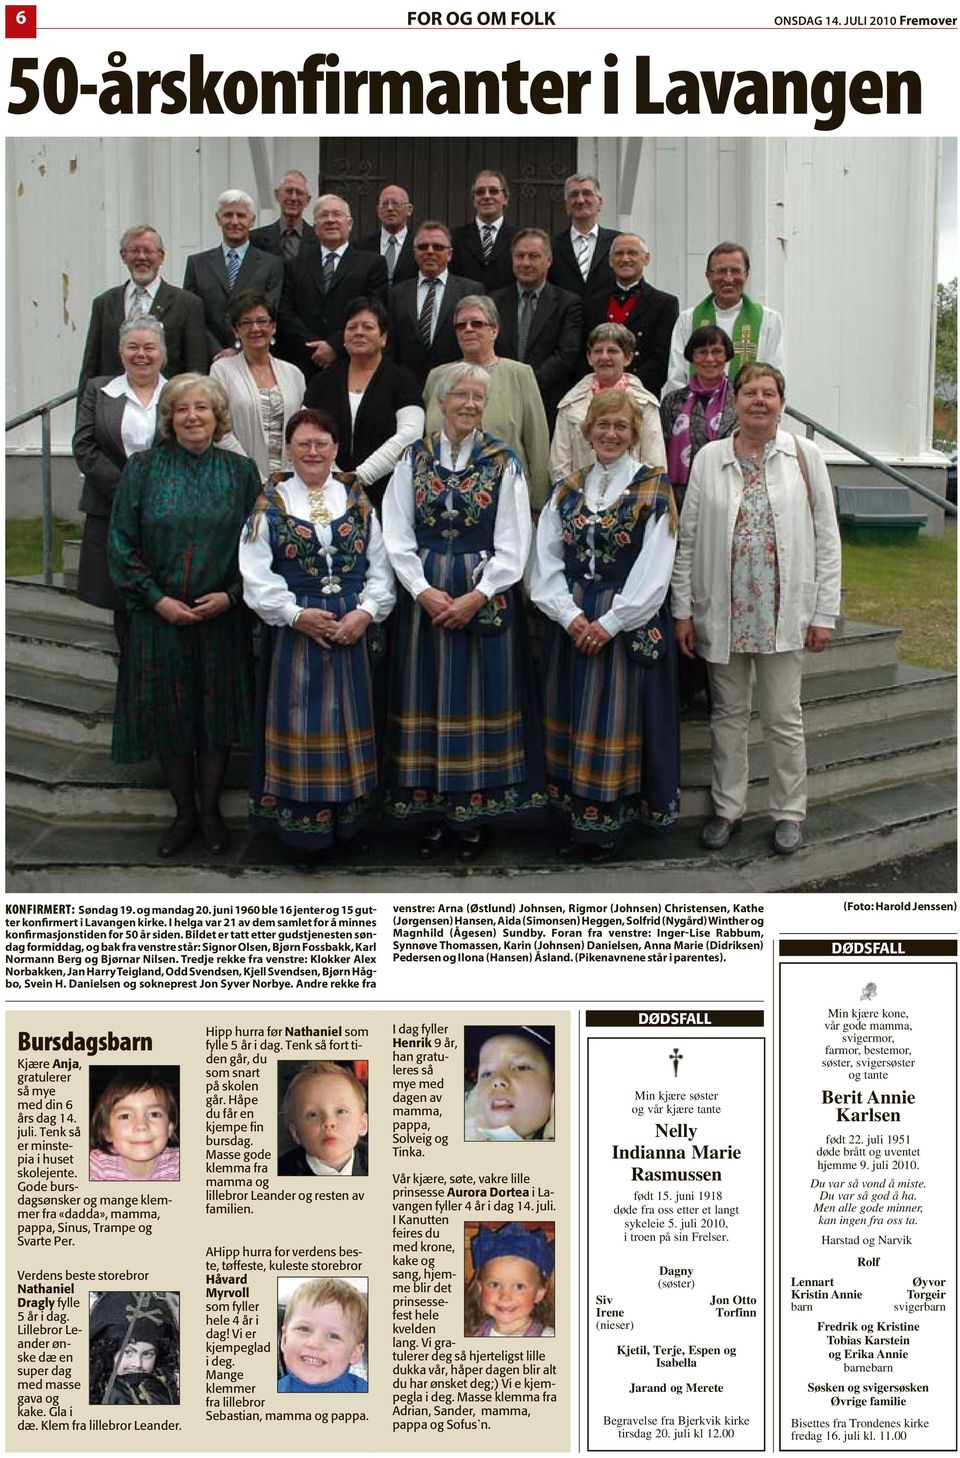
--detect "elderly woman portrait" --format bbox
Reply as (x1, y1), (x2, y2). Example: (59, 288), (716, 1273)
(672, 363), (842, 856)
(73, 317), (168, 633)
(382, 362), (542, 862)
(423, 295), (551, 510)
(210, 290), (305, 479)
(240, 408), (395, 859)
(660, 325), (737, 513)
(531, 389), (680, 860)
(107, 373), (261, 858)
(549, 322), (666, 484)
(304, 296), (424, 511)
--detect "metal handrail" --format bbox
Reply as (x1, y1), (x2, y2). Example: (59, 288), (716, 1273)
(786, 404), (956, 517)
(5, 388), (79, 584)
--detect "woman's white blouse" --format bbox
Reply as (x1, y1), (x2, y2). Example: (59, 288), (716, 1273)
(382, 430), (533, 602)
(103, 373), (166, 457)
(530, 452), (676, 637)
(239, 473), (396, 628)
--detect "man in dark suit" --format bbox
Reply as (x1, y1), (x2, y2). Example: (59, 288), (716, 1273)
(451, 170), (518, 293)
(279, 193), (389, 377)
(548, 173), (619, 298)
(360, 184), (417, 286)
(182, 190), (284, 359)
(387, 222), (483, 385)
(582, 233), (679, 399)
(248, 168), (317, 263)
(78, 225), (208, 396)
(491, 228), (583, 429)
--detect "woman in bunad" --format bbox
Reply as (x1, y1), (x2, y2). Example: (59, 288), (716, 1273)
(531, 388), (680, 861)
(381, 362), (545, 863)
(240, 408), (395, 860)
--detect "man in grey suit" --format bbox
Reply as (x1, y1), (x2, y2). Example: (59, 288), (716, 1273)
(279, 193), (388, 377)
(78, 224), (208, 397)
(387, 222), (483, 385)
(492, 228), (583, 429)
(183, 190), (284, 359)
(548, 173), (618, 298)
(360, 184), (418, 285)
(248, 169), (317, 262)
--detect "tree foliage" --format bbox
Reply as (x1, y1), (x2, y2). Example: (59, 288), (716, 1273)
(937, 278), (957, 384)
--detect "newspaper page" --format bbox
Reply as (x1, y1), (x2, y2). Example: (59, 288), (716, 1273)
(2, 1), (957, 1456)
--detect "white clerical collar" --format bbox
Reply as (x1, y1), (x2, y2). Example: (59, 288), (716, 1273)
(712, 297), (744, 317)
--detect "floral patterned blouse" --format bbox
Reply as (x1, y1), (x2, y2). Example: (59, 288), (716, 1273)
(730, 445), (780, 654)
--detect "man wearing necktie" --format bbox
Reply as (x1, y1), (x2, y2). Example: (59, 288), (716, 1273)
(249, 169), (318, 263)
(79, 224), (209, 398)
(582, 233), (679, 399)
(277, 192), (388, 378)
(183, 190), (283, 361)
(492, 227), (583, 430)
(548, 173), (619, 298)
(360, 185), (418, 286)
(387, 222), (483, 386)
(451, 170), (518, 292)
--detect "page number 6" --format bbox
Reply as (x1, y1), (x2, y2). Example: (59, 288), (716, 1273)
(5, 7), (37, 37)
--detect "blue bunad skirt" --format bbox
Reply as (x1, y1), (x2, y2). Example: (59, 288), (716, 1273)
(250, 484), (381, 849)
(384, 433), (545, 832)
(541, 466), (680, 848)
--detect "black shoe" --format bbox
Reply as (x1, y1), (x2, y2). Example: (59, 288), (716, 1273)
(456, 828), (488, 863)
(158, 815), (197, 858)
(200, 812), (229, 854)
(417, 828), (447, 861)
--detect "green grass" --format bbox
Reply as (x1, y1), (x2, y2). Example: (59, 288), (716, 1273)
(840, 529), (956, 671)
(5, 518), (83, 578)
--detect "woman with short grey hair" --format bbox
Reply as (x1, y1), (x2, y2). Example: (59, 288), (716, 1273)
(423, 295), (551, 509)
(72, 316), (169, 623)
(382, 359), (543, 862)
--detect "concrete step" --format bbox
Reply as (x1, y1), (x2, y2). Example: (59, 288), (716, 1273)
(6, 574), (109, 625)
(799, 621), (901, 676)
(6, 610), (118, 685)
(680, 662), (955, 750)
(6, 774), (955, 894)
(7, 707), (955, 825)
(5, 733), (252, 821)
(679, 708), (956, 818)
(7, 578), (903, 681)
(6, 667), (116, 746)
(7, 657), (953, 752)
